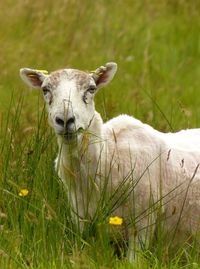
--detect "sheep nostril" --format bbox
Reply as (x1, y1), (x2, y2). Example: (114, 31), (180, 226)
(66, 116), (75, 126)
(66, 116), (75, 132)
(55, 117), (64, 127)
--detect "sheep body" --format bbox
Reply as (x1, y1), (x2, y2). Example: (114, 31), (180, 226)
(57, 111), (200, 245)
(20, 63), (200, 259)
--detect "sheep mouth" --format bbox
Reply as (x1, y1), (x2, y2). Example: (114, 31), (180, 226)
(63, 132), (76, 141)
(59, 128), (84, 142)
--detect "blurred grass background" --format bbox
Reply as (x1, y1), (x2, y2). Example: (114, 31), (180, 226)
(1, 0), (200, 130)
(1, 0), (200, 268)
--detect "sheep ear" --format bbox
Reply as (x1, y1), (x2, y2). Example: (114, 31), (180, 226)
(91, 62), (117, 89)
(20, 68), (48, 89)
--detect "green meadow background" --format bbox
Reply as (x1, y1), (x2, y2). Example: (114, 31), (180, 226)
(1, 1), (200, 268)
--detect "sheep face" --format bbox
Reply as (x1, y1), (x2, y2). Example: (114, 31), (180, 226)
(45, 69), (98, 142)
(20, 63), (117, 142)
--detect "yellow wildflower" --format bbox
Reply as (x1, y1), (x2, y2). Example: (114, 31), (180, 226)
(109, 216), (123, 226)
(19, 189), (29, 197)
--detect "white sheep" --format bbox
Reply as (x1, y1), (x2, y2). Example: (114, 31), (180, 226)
(20, 63), (200, 260)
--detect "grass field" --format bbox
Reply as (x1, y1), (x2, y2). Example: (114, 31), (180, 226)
(1, 0), (200, 268)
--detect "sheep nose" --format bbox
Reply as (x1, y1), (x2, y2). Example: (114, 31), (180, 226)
(55, 116), (64, 127)
(55, 116), (75, 132)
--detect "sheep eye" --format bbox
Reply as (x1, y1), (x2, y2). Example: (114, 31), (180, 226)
(42, 87), (50, 95)
(83, 86), (96, 104)
(87, 86), (96, 94)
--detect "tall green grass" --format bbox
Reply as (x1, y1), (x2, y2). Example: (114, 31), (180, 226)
(1, 0), (200, 268)
(1, 96), (200, 268)
(0, 97), (139, 267)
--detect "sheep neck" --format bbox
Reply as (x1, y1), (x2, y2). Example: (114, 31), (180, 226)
(56, 111), (105, 220)
(57, 111), (105, 185)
